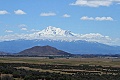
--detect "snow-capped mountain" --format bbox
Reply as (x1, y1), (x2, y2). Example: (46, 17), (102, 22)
(0, 26), (119, 45)
(0, 26), (120, 54)
(36, 26), (76, 37)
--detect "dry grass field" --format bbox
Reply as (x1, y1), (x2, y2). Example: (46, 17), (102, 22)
(0, 57), (120, 67)
(1, 57), (120, 80)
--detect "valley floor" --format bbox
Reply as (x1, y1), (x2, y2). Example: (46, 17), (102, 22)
(0, 57), (120, 80)
(0, 57), (120, 67)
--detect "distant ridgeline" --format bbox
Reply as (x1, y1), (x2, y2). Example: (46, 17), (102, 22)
(0, 51), (9, 55)
(0, 40), (120, 54)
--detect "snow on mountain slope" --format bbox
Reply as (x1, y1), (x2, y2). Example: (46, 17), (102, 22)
(37, 26), (76, 37)
(0, 26), (117, 45)
(27, 26), (112, 44)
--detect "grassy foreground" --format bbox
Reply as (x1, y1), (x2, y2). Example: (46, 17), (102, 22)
(0, 57), (120, 80)
(0, 57), (120, 67)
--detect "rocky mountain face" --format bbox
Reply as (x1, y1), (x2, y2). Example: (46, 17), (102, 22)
(18, 45), (71, 56)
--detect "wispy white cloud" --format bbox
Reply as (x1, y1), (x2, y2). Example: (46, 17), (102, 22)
(0, 31), (117, 45)
(5, 30), (13, 33)
(95, 17), (113, 21)
(40, 12), (56, 16)
(81, 16), (113, 21)
(30, 29), (40, 32)
(17, 24), (28, 31)
(21, 28), (27, 31)
(14, 10), (26, 15)
(0, 10), (9, 15)
(81, 16), (94, 20)
(63, 14), (71, 18)
(18, 24), (27, 28)
(70, 0), (120, 7)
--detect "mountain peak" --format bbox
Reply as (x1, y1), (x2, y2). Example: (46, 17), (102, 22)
(44, 26), (63, 33)
(46, 26), (59, 31)
(36, 26), (75, 37)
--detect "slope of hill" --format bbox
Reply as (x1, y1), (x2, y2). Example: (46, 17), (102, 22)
(0, 51), (9, 55)
(17, 45), (71, 56)
(0, 40), (120, 54)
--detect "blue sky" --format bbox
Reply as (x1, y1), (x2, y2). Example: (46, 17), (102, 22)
(0, 0), (120, 39)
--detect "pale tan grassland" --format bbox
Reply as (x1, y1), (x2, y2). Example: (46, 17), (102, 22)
(0, 57), (120, 67)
